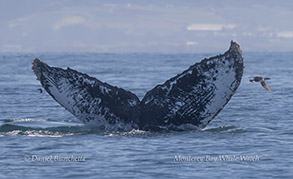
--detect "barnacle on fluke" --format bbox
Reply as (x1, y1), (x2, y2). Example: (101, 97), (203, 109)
(32, 41), (244, 131)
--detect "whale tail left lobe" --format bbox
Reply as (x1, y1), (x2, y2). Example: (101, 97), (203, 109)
(32, 58), (140, 130)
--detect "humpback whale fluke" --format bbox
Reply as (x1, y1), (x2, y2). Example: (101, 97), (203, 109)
(32, 41), (244, 131)
(249, 76), (272, 92)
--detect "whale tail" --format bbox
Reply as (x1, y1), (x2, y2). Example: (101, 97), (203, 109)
(32, 59), (140, 130)
(32, 41), (244, 131)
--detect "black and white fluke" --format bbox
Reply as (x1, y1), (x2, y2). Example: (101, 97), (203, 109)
(32, 41), (244, 131)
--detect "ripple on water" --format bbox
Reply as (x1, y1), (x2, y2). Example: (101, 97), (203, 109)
(1, 119), (242, 138)
(0, 118), (84, 137)
(203, 125), (247, 134)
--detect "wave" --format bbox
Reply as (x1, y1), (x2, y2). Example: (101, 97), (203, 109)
(203, 125), (246, 134)
(0, 118), (246, 137)
(0, 118), (151, 137)
(0, 124), (82, 137)
(0, 118), (82, 137)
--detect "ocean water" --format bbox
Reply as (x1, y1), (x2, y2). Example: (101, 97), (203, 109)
(0, 52), (292, 178)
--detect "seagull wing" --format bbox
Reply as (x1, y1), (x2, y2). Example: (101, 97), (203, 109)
(260, 80), (272, 91)
(139, 41), (244, 129)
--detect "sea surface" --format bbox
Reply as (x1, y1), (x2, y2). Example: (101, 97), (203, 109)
(0, 52), (292, 178)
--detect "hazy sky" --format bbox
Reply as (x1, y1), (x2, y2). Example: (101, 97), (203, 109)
(1, 0), (293, 53)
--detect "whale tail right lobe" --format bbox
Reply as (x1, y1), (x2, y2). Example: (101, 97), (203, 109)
(138, 41), (244, 130)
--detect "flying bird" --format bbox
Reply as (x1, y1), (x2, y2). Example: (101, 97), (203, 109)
(249, 76), (272, 91)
